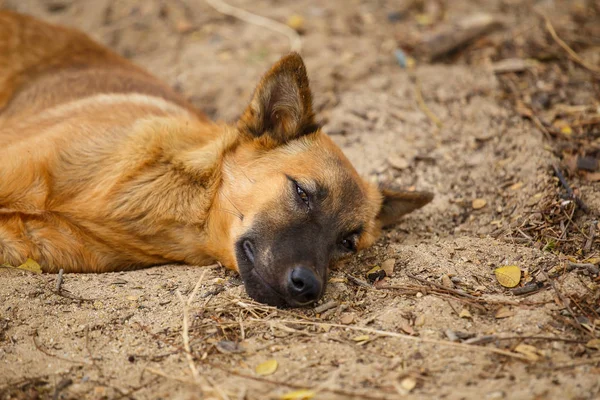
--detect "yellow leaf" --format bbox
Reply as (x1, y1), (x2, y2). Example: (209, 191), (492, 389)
(280, 389), (315, 400)
(400, 377), (417, 392)
(286, 15), (304, 32)
(472, 198), (487, 209)
(514, 344), (540, 361)
(459, 308), (472, 319)
(494, 265), (521, 288)
(255, 359), (278, 376)
(352, 335), (370, 342)
(509, 182), (524, 191)
(494, 307), (514, 319)
(17, 258), (42, 274)
(560, 125), (572, 135)
(586, 339), (600, 350)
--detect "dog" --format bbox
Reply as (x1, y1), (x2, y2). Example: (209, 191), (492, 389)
(0, 11), (433, 307)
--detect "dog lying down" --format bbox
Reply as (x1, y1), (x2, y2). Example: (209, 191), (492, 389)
(0, 11), (433, 307)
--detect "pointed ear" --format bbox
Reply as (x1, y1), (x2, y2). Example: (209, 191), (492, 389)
(238, 52), (318, 144)
(377, 188), (434, 228)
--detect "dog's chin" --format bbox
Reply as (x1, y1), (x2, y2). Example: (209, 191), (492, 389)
(238, 266), (289, 307)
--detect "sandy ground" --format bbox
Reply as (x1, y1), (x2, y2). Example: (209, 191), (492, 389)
(1, 0), (599, 399)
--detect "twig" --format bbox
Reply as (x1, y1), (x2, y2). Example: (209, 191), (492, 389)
(567, 262), (599, 275)
(204, 0), (301, 52)
(413, 74), (443, 129)
(584, 221), (597, 254)
(344, 273), (372, 289)
(253, 319), (531, 361)
(405, 273), (479, 300)
(540, 13), (600, 75)
(55, 269), (64, 293)
(511, 282), (545, 296)
(551, 357), (600, 370)
(314, 300), (339, 314)
(33, 329), (91, 365)
(552, 164), (589, 213)
(175, 270), (207, 382)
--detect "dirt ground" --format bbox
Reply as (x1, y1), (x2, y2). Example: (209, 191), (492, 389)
(1, 0), (599, 399)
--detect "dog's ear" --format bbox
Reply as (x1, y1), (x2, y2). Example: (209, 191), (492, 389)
(238, 52), (318, 144)
(377, 188), (434, 228)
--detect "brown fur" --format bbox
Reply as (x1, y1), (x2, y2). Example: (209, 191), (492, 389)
(0, 11), (432, 304)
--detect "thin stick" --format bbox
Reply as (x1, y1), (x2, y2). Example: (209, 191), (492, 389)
(413, 74), (443, 128)
(251, 319), (531, 361)
(175, 270), (207, 381)
(540, 14), (600, 75)
(55, 269), (64, 293)
(204, 0), (301, 53)
(551, 357), (600, 370)
(33, 329), (91, 365)
(406, 273), (479, 300)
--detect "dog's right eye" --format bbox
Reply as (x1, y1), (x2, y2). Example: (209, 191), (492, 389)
(295, 182), (310, 207)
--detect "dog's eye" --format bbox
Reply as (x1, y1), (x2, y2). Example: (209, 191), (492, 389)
(340, 237), (356, 252)
(295, 182), (310, 207)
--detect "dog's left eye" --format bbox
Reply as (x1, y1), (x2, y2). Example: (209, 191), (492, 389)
(295, 182), (310, 207)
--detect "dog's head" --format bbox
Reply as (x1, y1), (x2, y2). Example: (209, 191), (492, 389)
(214, 53), (432, 307)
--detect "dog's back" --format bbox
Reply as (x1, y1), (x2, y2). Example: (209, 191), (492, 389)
(0, 11), (203, 141)
(0, 11), (217, 272)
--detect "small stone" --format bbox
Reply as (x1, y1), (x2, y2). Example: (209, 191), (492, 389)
(445, 329), (459, 342)
(441, 274), (454, 288)
(415, 315), (426, 327)
(472, 198), (487, 209)
(400, 377), (417, 392)
(387, 155), (410, 170)
(340, 314), (354, 324)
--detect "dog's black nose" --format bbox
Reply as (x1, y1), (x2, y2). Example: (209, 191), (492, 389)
(287, 267), (321, 304)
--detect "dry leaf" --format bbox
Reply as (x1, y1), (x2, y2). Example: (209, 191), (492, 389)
(381, 259), (396, 276)
(586, 339), (600, 350)
(400, 322), (415, 335)
(514, 344), (540, 361)
(472, 198), (487, 209)
(494, 265), (521, 288)
(17, 258), (42, 274)
(400, 377), (417, 392)
(366, 266), (386, 282)
(255, 359), (278, 376)
(459, 309), (472, 319)
(415, 315), (426, 327)
(353, 335), (370, 342)
(494, 307), (514, 319)
(280, 389), (315, 400)
(509, 182), (524, 191)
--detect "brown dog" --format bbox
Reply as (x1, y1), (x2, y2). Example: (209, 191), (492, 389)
(0, 11), (433, 307)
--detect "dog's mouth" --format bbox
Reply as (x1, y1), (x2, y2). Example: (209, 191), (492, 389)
(235, 238), (322, 307)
